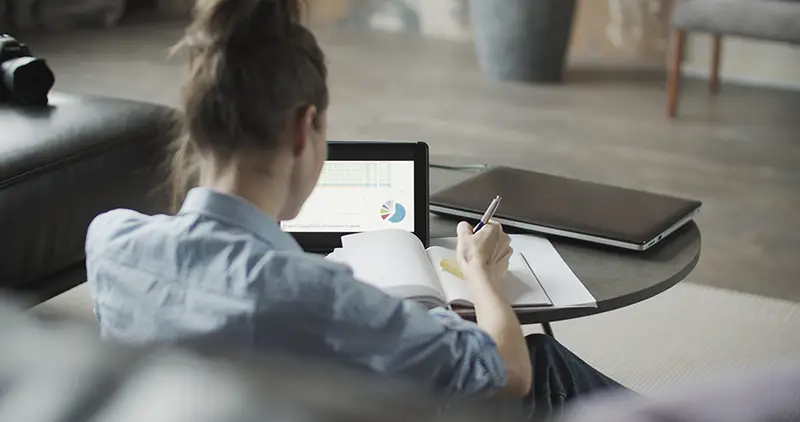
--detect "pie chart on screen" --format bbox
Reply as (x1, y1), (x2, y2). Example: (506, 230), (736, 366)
(380, 200), (406, 223)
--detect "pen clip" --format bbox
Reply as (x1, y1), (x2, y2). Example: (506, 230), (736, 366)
(486, 196), (502, 222)
(473, 196), (501, 233)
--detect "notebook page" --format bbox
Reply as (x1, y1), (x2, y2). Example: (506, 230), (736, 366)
(325, 248), (347, 264)
(426, 246), (550, 307)
(507, 235), (596, 308)
(430, 235), (594, 309)
(425, 247), (471, 302)
(341, 230), (445, 303)
(501, 252), (551, 307)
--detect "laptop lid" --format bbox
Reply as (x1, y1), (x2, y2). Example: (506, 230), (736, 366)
(281, 141), (429, 252)
(430, 167), (701, 251)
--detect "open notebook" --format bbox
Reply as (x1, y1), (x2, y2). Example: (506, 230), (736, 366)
(327, 229), (552, 309)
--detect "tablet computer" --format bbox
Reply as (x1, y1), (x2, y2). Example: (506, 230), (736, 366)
(280, 141), (429, 252)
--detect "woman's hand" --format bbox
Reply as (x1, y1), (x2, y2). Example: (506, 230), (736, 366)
(456, 221), (513, 284)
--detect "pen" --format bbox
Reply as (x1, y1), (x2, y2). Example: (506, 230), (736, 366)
(473, 195), (502, 233)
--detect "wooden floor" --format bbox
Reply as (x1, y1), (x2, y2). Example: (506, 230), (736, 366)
(25, 21), (800, 302)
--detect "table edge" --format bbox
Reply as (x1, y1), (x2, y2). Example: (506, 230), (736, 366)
(457, 227), (703, 325)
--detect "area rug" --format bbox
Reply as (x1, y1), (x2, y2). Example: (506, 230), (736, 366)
(527, 282), (800, 393)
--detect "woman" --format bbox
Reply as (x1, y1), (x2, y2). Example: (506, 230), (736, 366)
(85, 0), (625, 417)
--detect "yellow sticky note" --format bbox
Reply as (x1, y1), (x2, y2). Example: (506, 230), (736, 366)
(440, 258), (465, 280)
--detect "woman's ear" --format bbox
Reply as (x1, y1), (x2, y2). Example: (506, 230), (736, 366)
(292, 105), (318, 156)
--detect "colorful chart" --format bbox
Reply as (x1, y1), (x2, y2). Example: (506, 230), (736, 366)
(380, 200), (406, 223)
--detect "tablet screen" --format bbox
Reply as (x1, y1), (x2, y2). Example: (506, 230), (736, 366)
(280, 160), (415, 233)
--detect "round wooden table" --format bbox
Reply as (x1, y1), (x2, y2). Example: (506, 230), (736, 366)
(429, 168), (702, 327)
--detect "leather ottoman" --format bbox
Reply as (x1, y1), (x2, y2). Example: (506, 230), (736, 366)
(1, 92), (172, 305)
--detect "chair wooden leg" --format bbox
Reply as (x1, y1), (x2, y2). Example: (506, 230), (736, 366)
(667, 30), (686, 118)
(710, 34), (722, 93)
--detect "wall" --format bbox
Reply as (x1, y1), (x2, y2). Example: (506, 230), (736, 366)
(683, 35), (800, 91)
(309, 0), (471, 40)
(572, 0), (672, 64)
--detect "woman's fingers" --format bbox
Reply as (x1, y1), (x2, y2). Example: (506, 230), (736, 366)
(493, 243), (513, 267)
(500, 245), (513, 261)
(493, 232), (512, 262)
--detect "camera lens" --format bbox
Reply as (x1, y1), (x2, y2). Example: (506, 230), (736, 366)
(1, 57), (55, 105)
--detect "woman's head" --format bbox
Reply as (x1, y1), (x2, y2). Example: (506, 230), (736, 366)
(171, 0), (328, 220)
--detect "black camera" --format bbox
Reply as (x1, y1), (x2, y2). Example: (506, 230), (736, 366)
(0, 34), (55, 106)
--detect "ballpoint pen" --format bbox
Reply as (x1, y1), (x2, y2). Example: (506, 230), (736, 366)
(472, 195), (502, 233)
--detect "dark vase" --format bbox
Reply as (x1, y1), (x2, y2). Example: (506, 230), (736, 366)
(469, 0), (577, 83)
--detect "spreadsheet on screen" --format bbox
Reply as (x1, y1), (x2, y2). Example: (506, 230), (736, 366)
(280, 160), (415, 233)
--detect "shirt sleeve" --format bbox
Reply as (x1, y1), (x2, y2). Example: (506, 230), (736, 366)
(254, 256), (508, 397)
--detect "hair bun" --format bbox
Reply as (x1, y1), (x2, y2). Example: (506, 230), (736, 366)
(189, 0), (302, 49)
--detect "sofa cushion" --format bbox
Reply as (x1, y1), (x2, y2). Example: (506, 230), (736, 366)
(0, 92), (172, 302)
(672, 0), (800, 44)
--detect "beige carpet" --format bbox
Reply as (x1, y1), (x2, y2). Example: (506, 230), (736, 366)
(34, 281), (800, 394)
(527, 283), (800, 393)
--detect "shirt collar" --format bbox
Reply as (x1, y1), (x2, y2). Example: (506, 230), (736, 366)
(178, 187), (302, 252)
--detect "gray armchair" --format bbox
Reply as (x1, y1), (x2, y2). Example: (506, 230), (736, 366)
(667, 0), (800, 117)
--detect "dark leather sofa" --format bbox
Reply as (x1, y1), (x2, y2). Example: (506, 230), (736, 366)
(1, 92), (172, 304)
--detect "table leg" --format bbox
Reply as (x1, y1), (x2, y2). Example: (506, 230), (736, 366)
(542, 322), (555, 338)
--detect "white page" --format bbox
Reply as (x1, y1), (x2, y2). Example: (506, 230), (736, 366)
(431, 235), (596, 309)
(425, 246), (551, 307)
(341, 230), (445, 304)
(507, 235), (595, 308)
(424, 246), (472, 303)
(325, 248), (347, 264)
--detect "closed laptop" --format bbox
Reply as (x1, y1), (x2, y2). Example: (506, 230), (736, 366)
(430, 167), (701, 251)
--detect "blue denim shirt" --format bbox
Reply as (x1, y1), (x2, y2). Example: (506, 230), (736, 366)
(86, 187), (507, 396)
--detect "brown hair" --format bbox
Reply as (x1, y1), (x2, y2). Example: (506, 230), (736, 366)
(168, 0), (328, 210)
